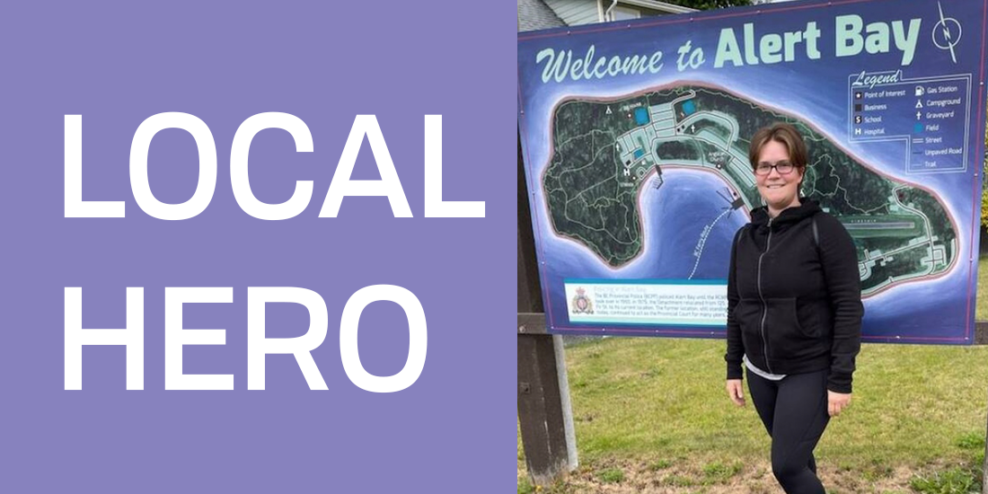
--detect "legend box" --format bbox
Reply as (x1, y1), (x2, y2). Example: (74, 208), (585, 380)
(848, 73), (972, 174)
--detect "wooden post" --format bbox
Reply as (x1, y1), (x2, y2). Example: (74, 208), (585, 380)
(518, 134), (577, 485)
(518, 315), (571, 484)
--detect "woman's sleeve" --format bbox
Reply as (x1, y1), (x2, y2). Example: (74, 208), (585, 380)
(725, 227), (745, 380)
(818, 214), (864, 393)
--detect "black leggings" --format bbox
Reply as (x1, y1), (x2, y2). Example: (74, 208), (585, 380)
(747, 368), (831, 494)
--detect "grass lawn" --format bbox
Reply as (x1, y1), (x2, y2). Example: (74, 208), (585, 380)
(517, 258), (988, 493)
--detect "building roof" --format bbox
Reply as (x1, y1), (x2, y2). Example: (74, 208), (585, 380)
(519, 0), (697, 33)
(617, 0), (696, 14)
(518, 0), (567, 32)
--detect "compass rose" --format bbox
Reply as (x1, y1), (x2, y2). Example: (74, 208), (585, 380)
(932, 1), (961, 63)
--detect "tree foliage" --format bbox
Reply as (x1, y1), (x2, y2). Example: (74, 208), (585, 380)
(982, 118), (988, 228)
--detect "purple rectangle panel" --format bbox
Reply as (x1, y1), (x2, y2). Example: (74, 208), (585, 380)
(0, 1), (517, 491)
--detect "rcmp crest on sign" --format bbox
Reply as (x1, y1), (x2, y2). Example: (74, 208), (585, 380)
(571, 287), (594, 315)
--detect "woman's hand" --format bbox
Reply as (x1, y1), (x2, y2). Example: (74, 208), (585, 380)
(726, 379), (745, 407)
(828, 390), (851, 417)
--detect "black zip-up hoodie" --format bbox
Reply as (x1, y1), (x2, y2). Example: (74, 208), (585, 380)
(725, 199), (863, 393)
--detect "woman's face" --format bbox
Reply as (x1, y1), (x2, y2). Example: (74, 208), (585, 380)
(755, 140), (803, 212)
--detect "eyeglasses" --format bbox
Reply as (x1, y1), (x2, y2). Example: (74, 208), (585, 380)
(754, 161), (795, 176)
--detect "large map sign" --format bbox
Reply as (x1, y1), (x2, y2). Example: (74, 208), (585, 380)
(518, 0), (988, 343)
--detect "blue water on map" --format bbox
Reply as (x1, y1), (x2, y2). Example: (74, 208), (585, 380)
(539, 170), (748, 330)
(634, 107), (649, 125)
(544, 170), (744, 280)
(682, 100), (696, 115)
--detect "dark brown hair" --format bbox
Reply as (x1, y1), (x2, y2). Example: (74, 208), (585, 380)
(748, 122), (808, 171)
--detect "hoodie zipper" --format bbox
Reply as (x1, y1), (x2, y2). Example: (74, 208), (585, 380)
(757, 217), (774, 374)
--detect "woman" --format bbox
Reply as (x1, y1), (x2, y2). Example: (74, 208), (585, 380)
(724, 122), (863, 493)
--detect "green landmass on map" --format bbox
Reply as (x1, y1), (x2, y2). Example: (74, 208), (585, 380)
(542, 86), (956, 295)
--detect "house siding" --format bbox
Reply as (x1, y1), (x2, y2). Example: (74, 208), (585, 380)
(544, 0), (601, 26)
